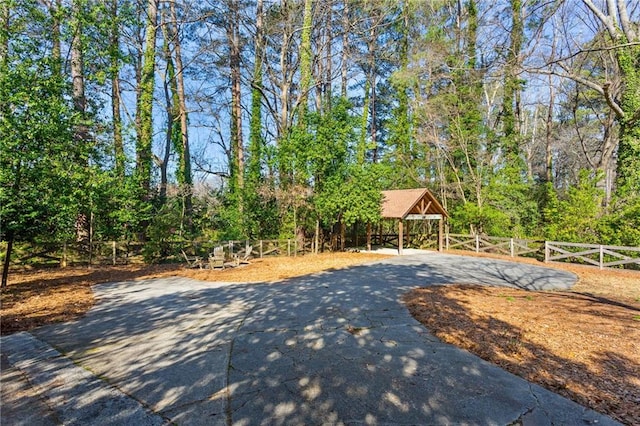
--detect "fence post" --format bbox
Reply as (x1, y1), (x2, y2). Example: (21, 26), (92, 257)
(475, 234), (480, 253)
(544, 241), (549, 263)
(294, 239), (298, 257)
(112, 241), (116, 265)
(259, 240), (263, 258)
(510, 238), (514, 257)
(61, 243), (67, 268)
(599, 245), (604, 270)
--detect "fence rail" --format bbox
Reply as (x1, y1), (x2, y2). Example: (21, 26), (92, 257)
(4, 238), (315, 268)
(446, 234), (543, 258)
(444, 234), (639, 271)
(545, 241), (640, 270)
(4, 235), (639, 272)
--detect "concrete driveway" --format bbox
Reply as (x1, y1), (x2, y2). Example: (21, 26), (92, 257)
(1, 253), (620, 425)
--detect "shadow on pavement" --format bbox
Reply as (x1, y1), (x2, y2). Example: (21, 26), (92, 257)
(14, 254), (616, 425)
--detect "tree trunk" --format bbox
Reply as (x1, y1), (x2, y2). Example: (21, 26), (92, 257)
(160, 28), (175, 202)
(323, 3), (332, 108)
(298, 0), (313, 119)
(71, 0), (86, 121)
(228, 0), (244, 194)
(599, 112), (616, 205)
(168, 0), (192, 222)
(579, 0), (640, 195)
(614, 47), (640, 195)
(111, 0), (124, 178)
(247, 0), (264, 186)
(136, 0), (158, 194)
(389, 1), (411, 166)
(545, 74), (554, 183)
(71, 0), (90, 247)
(1, 230), (13, 289)
(278, 0), (293, 140)
(340, 1), (349, 97)
(368, 29), (377, 161)
(51, 0), (62, 75)
(0, 1), (8, 65)
(501, 0), (523, 164)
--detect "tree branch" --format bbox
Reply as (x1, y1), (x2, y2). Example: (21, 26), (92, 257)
(543, 41), (640, 65)
(616, 0), (636, 42)
(582, 0), (618, 40)
(528, 65), (626, 119)
(602, 81), (625, 119)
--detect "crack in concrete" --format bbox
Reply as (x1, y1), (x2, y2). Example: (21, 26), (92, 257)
(528, 383), (552, 424)
(2, 333), (167, 425)
(507, 406), (535, 426)
(224, 304), (258, 426)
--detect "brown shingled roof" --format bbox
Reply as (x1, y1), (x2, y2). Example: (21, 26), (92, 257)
(381, 188), (448, 219)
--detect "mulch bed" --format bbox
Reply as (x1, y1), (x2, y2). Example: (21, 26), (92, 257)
(404, 253), (639, 425)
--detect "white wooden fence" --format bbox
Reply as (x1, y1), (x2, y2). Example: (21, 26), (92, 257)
(544, 241), (640, 270)
(444, 233), (640, 271)
(445, 234), (542, 257)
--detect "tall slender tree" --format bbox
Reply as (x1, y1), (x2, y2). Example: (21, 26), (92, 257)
(136, 0), (158, 195)
(501, 0), (524, 165)
(227, 0), (244, 196)
(110, 0), (125, 178)
(247, 0), (265, 187)
(167, 0), (192, 224)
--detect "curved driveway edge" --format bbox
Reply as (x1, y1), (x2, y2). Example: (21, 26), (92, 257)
(2, 253), (619, 425)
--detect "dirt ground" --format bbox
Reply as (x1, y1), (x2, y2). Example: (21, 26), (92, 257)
(405, 251), (640, 425)
(1, 251), (638, 424)
(0, 252), (389, 335)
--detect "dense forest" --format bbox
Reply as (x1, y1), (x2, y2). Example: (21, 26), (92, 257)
(2, 0), (639, 266)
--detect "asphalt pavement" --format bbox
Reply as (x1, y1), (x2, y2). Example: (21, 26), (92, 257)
(1, 253), (621, 425)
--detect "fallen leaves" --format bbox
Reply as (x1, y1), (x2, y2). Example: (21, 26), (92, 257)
(0, 253), (389, 335)
(404, 268), (640, 425)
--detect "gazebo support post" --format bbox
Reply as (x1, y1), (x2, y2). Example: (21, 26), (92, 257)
(398, 219), (404, 255)
(438, 218), (444, 251)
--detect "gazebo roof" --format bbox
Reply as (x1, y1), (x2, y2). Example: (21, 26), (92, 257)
(381, 188), (448, 219)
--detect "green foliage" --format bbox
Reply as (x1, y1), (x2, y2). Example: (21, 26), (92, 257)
(484, 166), (540, 237)
(210, 193), (246, 241)
(543, 170), (603, 243)
(449, 203), (511, 236)
(315, 164), (383, 227)
(615, 43), (640, 196)
(242, 184), (280, 239)
(597, 196), (640, 247)
(447, 165), (539, 238)
(90, 174), (153, 241)
(0, 50), (87, 242)
(142, 201), (183, 261)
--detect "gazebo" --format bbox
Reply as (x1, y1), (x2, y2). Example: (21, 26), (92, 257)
(379, 188), (448, 254)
